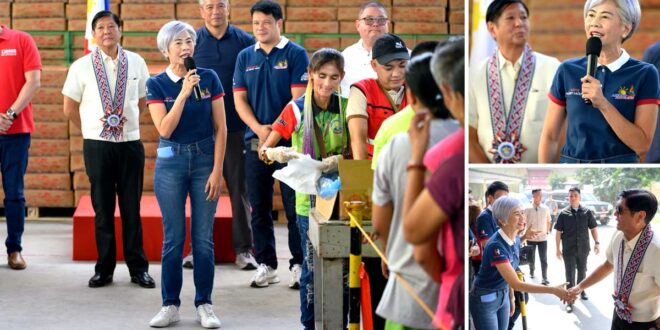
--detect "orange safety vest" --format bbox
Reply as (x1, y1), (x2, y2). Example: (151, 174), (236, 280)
(351, 79), (408, 158)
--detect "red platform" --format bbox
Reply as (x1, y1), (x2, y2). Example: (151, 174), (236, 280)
(72, 195), (236, 263)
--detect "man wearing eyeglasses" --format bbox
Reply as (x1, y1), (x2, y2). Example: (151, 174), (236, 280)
(340, 1), (390, 97)
(567, 189), (659, 330)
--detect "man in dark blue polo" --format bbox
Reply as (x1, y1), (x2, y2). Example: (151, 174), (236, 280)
(186, 0), (258, 271)
(233, 0), (307, 289)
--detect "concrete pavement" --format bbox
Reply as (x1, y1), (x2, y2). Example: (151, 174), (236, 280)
(0, 220), (301, 330)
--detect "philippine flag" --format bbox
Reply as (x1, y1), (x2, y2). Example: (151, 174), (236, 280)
(84, 0), (110, 54)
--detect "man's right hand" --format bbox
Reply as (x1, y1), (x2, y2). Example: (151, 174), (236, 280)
(556, 250), (562, 260)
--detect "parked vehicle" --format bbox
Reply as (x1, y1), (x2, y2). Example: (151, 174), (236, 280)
(549, 190), (613, 225)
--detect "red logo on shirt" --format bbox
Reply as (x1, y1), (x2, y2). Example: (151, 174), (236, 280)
(1, 49), (17, 56)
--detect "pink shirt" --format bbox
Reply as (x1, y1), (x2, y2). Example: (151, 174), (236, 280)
(424, 128), (464, 173)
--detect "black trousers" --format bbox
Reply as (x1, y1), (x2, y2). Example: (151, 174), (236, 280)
(83, 139), (148, 276)
(562, 250), (588, 290)
(527, 240), (548, 280)
(223, 131), (253, 253)
(611, 310), (657, 330)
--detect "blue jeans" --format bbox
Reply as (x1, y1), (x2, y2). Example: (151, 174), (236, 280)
(560, 153), (639, 163)
(154, 137), (218, 307)
(297, 214), (314, 330)
(244, 144), (302, 269)
(470, 287), (510, 330)
(1, 133), (30, 254)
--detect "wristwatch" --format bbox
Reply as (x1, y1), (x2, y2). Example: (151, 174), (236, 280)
(6, 108), (17, 119)
(594, 241), (600, 245)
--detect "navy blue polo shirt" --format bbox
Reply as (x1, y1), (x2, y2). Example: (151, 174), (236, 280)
(476, 208), (499, 241)
(195, 24), (254, 133)
(145, 67), (224, 144)
(473, 231), (520, 291)
(549, 52), (660, 160)
(233, 37), (309, 143)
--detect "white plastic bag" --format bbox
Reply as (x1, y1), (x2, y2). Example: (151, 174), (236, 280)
(272, 153), (323, 195)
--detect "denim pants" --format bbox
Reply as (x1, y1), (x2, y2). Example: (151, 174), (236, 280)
(244, 145), (302, 269)
(470, 287), (510, 330)
(154, 137), (218, 307)
(560, 153), (639, 163)
(1, 133), (30, 254)
(296, 214), (314, 329)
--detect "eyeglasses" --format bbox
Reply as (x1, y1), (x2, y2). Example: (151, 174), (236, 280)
(616, 205), (636, 215)
(358, 16), (389, 26)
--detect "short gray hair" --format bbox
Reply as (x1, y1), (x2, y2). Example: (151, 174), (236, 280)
(431, 36), (464, 97)
(156, 21), (197, 56)
(584, 0), (640, 42)
(198, 0), (229, 7)
(491, 196), (522, 225)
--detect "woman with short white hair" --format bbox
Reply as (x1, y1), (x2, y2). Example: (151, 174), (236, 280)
(146, 20), (227, 329)
(470, 196), (568, 329)
(540, 0), (659, 163)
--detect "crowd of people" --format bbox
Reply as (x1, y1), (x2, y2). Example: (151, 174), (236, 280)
(468, 182), (659, 330)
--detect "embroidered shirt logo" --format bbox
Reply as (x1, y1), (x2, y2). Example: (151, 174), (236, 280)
(566, 88), (582, 96)
(612, 85), (635, 100)
(395, 42), (403, 49)
(274, 60), (288, 70)
(201, 88), (211, 100)
(164, 96), (175, 103)
(300, 72), (309, 82)
(494, 248), (501, 256)
(245, 65), (260, 72)
(1, 49), (17, 56)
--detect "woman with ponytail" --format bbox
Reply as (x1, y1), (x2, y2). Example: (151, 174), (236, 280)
(259, 47), (349, 330)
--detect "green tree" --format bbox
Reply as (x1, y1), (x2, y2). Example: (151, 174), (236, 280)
(548, 172), (569, 190)
(575, 168), (660, 203)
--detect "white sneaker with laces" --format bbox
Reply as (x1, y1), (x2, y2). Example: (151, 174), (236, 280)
(197, 304), (221, 329)
(250, 263), (280, 288)
(289, 264), (301, 289)
(235, 251), (258, 270)
(149, 305), (180, 328)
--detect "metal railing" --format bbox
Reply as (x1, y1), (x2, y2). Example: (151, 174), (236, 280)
(28, 30), (451, 65)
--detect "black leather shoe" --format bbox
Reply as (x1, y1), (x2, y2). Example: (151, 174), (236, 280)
(88, 273), (113, 288)
(131, 272), (156, 288)
(580, 291), (588, 300)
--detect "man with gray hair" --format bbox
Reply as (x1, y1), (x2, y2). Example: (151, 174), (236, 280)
(340, 1), (389, 96)
(62, 11), (154, 289)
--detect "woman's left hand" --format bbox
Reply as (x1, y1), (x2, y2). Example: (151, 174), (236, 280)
(205, 169), (223, 201)
(581, 75), (606, 108)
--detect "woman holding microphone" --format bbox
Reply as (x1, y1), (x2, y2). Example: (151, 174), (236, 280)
(539, 0), (659, 163)
(146, 21), (226, 329)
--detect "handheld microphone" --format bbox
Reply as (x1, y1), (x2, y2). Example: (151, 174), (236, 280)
(183, 57), (202, 101)
(584, 36), (602, 105)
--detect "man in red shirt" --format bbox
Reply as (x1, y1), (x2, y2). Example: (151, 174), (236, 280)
(0, 25), (42, 270)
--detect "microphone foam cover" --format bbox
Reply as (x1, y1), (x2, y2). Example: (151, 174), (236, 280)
(586, 37), (602, 56)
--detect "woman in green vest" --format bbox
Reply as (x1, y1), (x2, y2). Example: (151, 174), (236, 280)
(259, 47), (349, 330)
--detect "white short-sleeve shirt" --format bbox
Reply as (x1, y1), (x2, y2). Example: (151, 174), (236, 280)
(469, 49), (560, 163)
(62, 47), (149, 142)
(340, 40), (377, 98)
(606, 229), (660, 322)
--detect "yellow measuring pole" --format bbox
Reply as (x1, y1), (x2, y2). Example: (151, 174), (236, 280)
(346, 201), (366, 330)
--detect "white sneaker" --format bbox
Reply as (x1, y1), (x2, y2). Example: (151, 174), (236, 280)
(289, 264), (302, 289)
(149, 305), (180, 327)
(250, 263), (280, 288)
(235, 251), (258, 270)
(196, 304), (221, 329)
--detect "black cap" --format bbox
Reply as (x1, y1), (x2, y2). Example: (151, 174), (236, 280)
(372, 34), (410, 65)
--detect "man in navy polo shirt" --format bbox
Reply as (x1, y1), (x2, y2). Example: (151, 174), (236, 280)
(476, 181), (509, 255)
(233, 0), (308, 289)
(185, 0), (258, 271)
